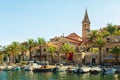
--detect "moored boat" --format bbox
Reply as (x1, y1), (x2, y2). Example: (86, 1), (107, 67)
(80, 66), (90, 73)
(33, 65), (56, 72)
(0, 66), (7, 71)
(24, 63), (41, 71)
(89, 66), (102, 74)
(3, 66), (14, 71)
(102, 68), (116, 75)
(32, 61), (56, 73)
(53, 64), (72, 72)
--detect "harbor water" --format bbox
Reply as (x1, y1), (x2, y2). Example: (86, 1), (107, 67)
(0, 70), (119, 80)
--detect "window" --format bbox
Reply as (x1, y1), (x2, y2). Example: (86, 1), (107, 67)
(106, 48), (109, 52)
(44, 48), (46, 52)
(106, 38), (110, 43)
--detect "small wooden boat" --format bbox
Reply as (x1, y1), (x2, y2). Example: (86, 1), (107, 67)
(32, 61), (56, 73)
(33, 65), (56, 72)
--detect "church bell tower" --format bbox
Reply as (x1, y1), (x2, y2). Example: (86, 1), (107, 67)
(82, 9), (90, 42)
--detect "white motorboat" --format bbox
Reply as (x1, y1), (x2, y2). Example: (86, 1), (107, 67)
(80, 66), (90, 73)
(54, 66), (68, 72)
(4, 66), (14, 71)
(24, 63), (41, 71)
(66, 66), (78, 73)
(89, 66), (102, 74)
(102, 68), (116, 75)
(54, 64), (71, 72)
(0, 66), (7, 71)
(73, 66), (90, 74)
(24, 65), (33, 71)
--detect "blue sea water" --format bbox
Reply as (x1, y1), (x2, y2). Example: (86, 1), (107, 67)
(0, 71), (119, 80)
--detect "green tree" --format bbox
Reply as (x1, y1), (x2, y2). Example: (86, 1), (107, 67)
(87, 30), (99, 48)
(11, 41), (21, 63)
(20, 43), (28, 61)
(87, 30), (106, 65)
(3, 46), (11, 62)
(27, 39), (36, 60)
(6, 41), (21, 63)
(109, 46), (120, 63)
(60, 43), (75, 63)
(95, 37), (105, 65)
(8, 44), (15, 63)
(114, 29), (120, 36)
(100, 30), (110, 38)
(0, 46), (4, 63)
(48, 46), (56, 64)
(37, 37), (46, 61)
(1, 46), (12, 62)
(105, 24), (117, 35)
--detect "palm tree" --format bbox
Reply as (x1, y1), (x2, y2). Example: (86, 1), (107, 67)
(95, 37), (105, 65)
(0, 46), (4, 63)
(87, 29), (106, 65)
(11, 41), (21, 63)
(27, 39), (36, 60)
(0, 51), (3, 62)
(3, 46), (11, 63)
(87, 30), (99, 49)
(20, 44), (28, 61)
(109, 46), (120, 63)
(48, 46), (56, 64)
(37, 37), (46, 61)
(1, 46), (9, 62)
(6, 41), (20, 63)
(60, 43), (75, 63)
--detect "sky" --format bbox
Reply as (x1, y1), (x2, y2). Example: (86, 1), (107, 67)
(0, 0), (120, 45)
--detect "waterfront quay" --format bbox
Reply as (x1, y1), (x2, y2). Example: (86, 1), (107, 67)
(0, 61), (120, 80)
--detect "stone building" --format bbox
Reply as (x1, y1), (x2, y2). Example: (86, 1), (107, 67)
(49, 32), (82, 52)
(103, 36), (120, 63)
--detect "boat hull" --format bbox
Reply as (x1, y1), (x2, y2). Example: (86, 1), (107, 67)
(33, 68), (55, 72)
